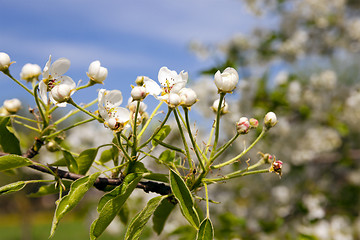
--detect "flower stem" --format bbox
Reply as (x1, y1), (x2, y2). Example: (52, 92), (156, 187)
(212, 128), (266, 169)
(210, 132), (240, 164)
(183, 107), (205, 172)
(5, 71), (34, 96)
(210, 92), (225, 158)
(131, 101), (140, 158)
(137, 101), (163, 139)
(204, 168), (269, 184)
(46, 118), (95, 139)
(68, 98), (103, 122)
(54, 98), (98, 125)
(173, 108), (193, 170)
(137, 106), (172, 150)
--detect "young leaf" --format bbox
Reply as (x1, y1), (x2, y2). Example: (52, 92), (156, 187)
(169, 170), (200, 229)
(0, 181), (26, 195)
(196, 218), (214, 240)
(153, 197), (176, 235)
(0, 116), (21, 155)
(125, 195), (166, 240)
(0, 155), (33, 171)
(28, 181), (72, 198)
(98, 148), (114, 164)
(90, 173), (142, 240)
(62, 150), (78, 173)
(76, 148), (98, 175)
(152, 125), (171, 147)
(50, 172), (101, 237)
(158, 150), (176, 164)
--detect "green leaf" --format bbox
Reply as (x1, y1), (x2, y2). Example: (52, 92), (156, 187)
(125, 195), (166, 240)
(152, 125), (171, 147)
(98, 148), (114, 164)
(0, 116), (21, 155)
(196, 218), (214, 240)
(62, 150), (78, 173)
(76, 148), (98, 175)
(169, 170), (200, 229)
(0, 155), (33, 171)
(158, 150), (176, 164)
(143, 173), (169, 183)
(50, 172), (101, 237)
(153, 197), (176, 235)
(28, 181), (72, 197)
(118, 203), (130, 225)
(0, 181), (26, 195)
(90, 173), (142, 240)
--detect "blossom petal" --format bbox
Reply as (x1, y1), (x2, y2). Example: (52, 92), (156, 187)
(50, 58), (71, 78)
(42, 55), (52, 80)
(105, 90), (123, 108)
(158, 66), (177, 87)
(39, 80), (48, 104)
(144, 77), (161, 96)
(56, 76), (76, 89)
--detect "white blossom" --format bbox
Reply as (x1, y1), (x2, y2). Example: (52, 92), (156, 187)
(179, 88), (197, 107)
(3, 98), (21, 114)
(98, 89), (130, 131)
(39, 55), (76, 107)
(0, 52), (11, 72)
(20, 63), (42, 81)
(214, 67), (239, 93)
(87, 60), (108, 84)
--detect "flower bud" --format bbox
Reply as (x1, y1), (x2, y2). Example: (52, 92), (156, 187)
(3, 98), (21, 114)
(214, 67), (239, 93)
(0, 52), (11, 72)
(135, 76), (145, 86)
(46, 140), (60, 152)
(212, 98), (229, 114)
(107, 117), (121, 130)
(20, 63), (42, 81)
(179, 88), (197, 107)
(269, 159), (283, 177)
(87, 60), (108, 84)
(236, 117), (250, 134)
(51, 84), (72, 103)
(131, 86), (147, 100)
(168, 93), (181, 108)
(264, 111), (277, 130)
(249, 118), (259, 128)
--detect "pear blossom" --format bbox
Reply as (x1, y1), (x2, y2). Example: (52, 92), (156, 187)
(127, 97), (147, 113)
(98, 89), (130, 131)
(264, 111), (278, 130)
(236, 117), (250, 134)
(87, 60), (108, 84)
(39, 55), (76, 107)
(212, 98), (229, 114)
(179, 88), (197, 107)
(20, 63), (42, 81)
(131, 86), (147, 100)
(214, 67), (239, 93)
(0, 52), (11, 72)
(167, 93), (182, 108)
(3, 98), (21, 114)
(142, 67), (188, 106)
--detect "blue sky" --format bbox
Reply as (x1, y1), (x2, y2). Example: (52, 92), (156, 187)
(0, 0), (272, 110)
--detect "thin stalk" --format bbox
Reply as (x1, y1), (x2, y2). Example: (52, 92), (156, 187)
(152, 139), (186, 155)
(209, 93), (225, 158)
(212, 129), (266, 169)
(54, 98), (98, 125)
(204, 121), (216, 160)
(11, 115), (39, 123)
(34, 84), (48, 127)
(210, 133), (240, 164)
(13, 120), (41, 133)
(115, 132), (132, 162)
(137, 101), (163, 139)
(204, 168), (269, 184)
(204, 182), (210, 218)
(137, 106), (172, 150)
(183, 107), (205, 172)
(131, 101), (140, 158)
(75, 81), (94, 91)
(5, 71), (34, 96)
(68, 98), (103, 122)
(173, 108), (193, 170)
(46, 118), (95, 139)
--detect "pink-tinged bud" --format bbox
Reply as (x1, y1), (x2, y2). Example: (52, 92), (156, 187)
(249, 118), (259, 128)
(0, 52), (12, 72)
(236, 117), (250, 134)
(264, 111), (277, 130)
(269, 159), (283, 177)
(51, 84), (72, 103)
(3, 98), (21, 114)
(131, 86), (147, 100)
